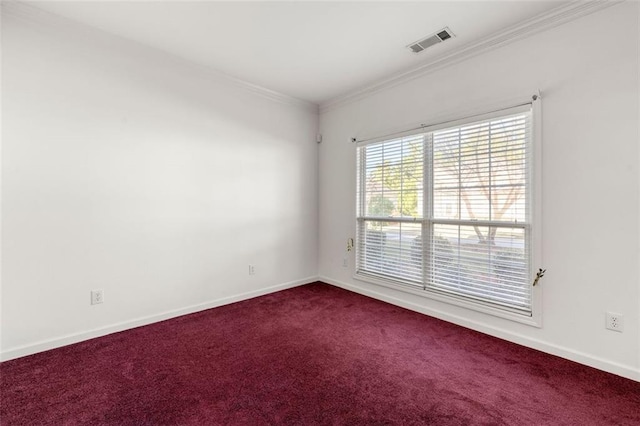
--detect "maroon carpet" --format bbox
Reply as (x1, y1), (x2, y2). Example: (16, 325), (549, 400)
(1, 283), (639, 425)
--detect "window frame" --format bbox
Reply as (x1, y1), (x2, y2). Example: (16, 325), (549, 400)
(354, 100), (542, 327)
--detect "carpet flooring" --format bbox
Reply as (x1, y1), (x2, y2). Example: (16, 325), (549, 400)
(1, 282), (639, 425)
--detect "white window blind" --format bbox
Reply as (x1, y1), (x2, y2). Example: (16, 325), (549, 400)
(357, 135), (425, 286)
(356, 105), (534, 315)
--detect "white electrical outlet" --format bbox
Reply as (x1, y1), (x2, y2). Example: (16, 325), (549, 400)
(606, 312), (623, 332)
(91, 290), (104, 305)
(342, 258), (348, 268)
(248, 264), (255, 275)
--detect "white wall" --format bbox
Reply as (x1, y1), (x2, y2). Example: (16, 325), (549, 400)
(319, 2), (640, 380)
(1, 8), (318, 359)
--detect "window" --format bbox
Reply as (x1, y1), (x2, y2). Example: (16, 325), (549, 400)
(356, 104), (535, 317)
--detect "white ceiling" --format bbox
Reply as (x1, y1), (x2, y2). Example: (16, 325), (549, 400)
(27, 1), (568, 105)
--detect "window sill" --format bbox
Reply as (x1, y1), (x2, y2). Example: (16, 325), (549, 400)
(353, 272), (542, 328)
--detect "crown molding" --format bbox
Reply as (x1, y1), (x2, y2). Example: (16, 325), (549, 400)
(0, 0), (319, 114)
(319, 0), (624, 114)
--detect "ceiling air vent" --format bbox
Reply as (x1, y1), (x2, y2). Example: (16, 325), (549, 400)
(407, 27), (454, 53)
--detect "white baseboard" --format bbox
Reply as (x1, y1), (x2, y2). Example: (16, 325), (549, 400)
(1, 276), (319, 362)
(320, 275), (640, 382)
